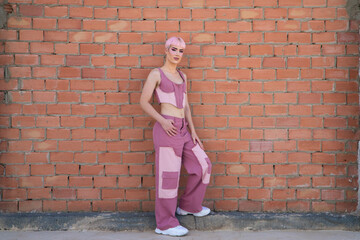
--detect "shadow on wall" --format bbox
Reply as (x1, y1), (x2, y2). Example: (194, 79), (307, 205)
(0, 4), (13, 28)
(346, 0), (360, 20)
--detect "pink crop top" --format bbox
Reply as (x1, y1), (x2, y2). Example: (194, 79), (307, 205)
(155, 68), (186, 109)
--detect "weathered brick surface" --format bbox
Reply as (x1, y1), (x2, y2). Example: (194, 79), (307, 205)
(0, 1), (358, 213)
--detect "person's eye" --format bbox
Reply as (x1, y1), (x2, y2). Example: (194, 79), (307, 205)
(171, 48), (177, 51)
(179, 50), (184, 53)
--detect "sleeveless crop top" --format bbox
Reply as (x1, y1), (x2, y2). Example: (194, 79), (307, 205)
(155, 68), (186, 109)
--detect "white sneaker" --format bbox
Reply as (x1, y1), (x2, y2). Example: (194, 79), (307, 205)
(155, 225), (189, 237)
(176, 206), (211, 217)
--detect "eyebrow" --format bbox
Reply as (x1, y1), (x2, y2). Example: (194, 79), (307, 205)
(171, 47), (184, 51)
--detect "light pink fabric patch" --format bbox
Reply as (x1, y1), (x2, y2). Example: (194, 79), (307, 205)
(182, 92), (186, 107)
(155, 87), (177, 107)
(158, 147), (181, 199)
(191, 144), (211, 184)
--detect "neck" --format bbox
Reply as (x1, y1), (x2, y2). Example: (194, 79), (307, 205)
(162, 61), (178, 73)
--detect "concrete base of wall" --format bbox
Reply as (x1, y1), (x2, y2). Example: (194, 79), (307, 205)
(1, 212), (360, 232)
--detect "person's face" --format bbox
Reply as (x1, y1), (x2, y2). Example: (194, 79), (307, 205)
(166, 44), (184, 64)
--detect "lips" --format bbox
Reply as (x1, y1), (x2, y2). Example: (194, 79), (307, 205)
(174, 57), (179, 61)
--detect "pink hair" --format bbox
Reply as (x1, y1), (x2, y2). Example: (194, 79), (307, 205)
(165, 36), (186, 49)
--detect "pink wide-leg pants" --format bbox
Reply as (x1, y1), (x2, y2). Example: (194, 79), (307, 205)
(153, 115), (212, 230)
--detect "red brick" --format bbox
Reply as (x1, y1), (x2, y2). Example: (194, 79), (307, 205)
(22, 129), (45, 140)
(265, 32), (287, 43)
(273, 189), (296, 200)
(118, 8), (141, 19)
(45, 6), (68, 17)
(33, 18), (57, 29)
(33, 67), (57, 78)
(223, 188), (246, 200)
(20, 5), (43, 17)
(44, 31), (67, 42)
(58, 20), (81, 31)
(30, 164), (54, 176)
(93, 176), (116, 188)
(34, 139), (58, 151)
(19, 201), (42, 212)
(238, 200), (261, 212)
(322, 190), (344, 201)
(52, 188), (76, 199)
(168, 8), (190, 19)
(41, 55), (64, 66)
(12, 116), (35, 127)
(250, 45), (272, 56)
(47, 129), (70, 140)
(298, 141), (321, 151)
(25, 152), (47, 163)
(58, 67), (81, 79)
(275, 165), (298, 176)
(117, 201), (140, 212)
(7, 17), (32, 28)
(277, 69), (299, 80)
(264, 177), (286, 188)
(59, 116), (82, 128)
(19, 30), (43, 41)
(58, 140), (81, 152)
(44, 176), (68, 187)
(30, 42), (54, 53)
(28, 188), (51, 199)
(251, 164), (273, 176)
(314, 32), (336, 43)
(214, 200), (238, 211)
(297, 189), (320, 200)
(265, 105), (288, 116)
(253, 20), (276, 31)
(42, 200), (66, 212)
(249, 189), (270, 200)
(68, 201), (91, 211)
(80, 165), (104, 176)
(5, 42), (29, 53)
(216, 9), (239, 20)
(125, 189), (149, 200)
(240, 9), (262, 19)
(5, 164), (30, 176)
(69, 176), (93, 187)
(300, 164), (323, 175)
(338, 32), (359, 43)
(288, 177), (311, 188)
(276, 93), (298, 104)
(313, 8), (336, 19)
(0, 55), (14, 66)
(55, 43), (78, 54)
(77, 189), (100, 200)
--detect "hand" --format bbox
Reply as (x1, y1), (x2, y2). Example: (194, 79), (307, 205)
(192, 132), (204, 149)
(160, 118), (177, 136)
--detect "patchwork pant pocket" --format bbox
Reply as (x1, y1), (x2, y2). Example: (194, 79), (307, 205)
(162, 171), (179, 190)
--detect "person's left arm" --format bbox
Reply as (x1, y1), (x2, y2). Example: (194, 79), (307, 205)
(182, 72), (204, 149)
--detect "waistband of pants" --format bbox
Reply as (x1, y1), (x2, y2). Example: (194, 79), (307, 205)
(161, 114), (185, 122)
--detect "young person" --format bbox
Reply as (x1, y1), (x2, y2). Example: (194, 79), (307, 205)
(140, 37), (212, 237)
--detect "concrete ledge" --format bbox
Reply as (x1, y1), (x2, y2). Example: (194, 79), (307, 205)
(1, 212), (360, 231)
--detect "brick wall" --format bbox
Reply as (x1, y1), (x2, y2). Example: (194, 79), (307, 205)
(0, 0), (359, 213)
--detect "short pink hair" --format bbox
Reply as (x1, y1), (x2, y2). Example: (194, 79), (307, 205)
(165, 36), (186, 49)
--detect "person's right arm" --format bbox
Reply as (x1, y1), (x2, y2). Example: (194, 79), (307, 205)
(140, 69), (177, 136)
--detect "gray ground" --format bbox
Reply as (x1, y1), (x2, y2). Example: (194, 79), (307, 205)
(1, 230), (360, 240)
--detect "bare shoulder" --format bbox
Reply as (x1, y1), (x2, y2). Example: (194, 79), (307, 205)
(146, 68), (161, 84)
(148, 68), (160, 78)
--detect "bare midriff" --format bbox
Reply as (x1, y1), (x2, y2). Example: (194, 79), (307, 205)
(161, 103), (185, 118)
